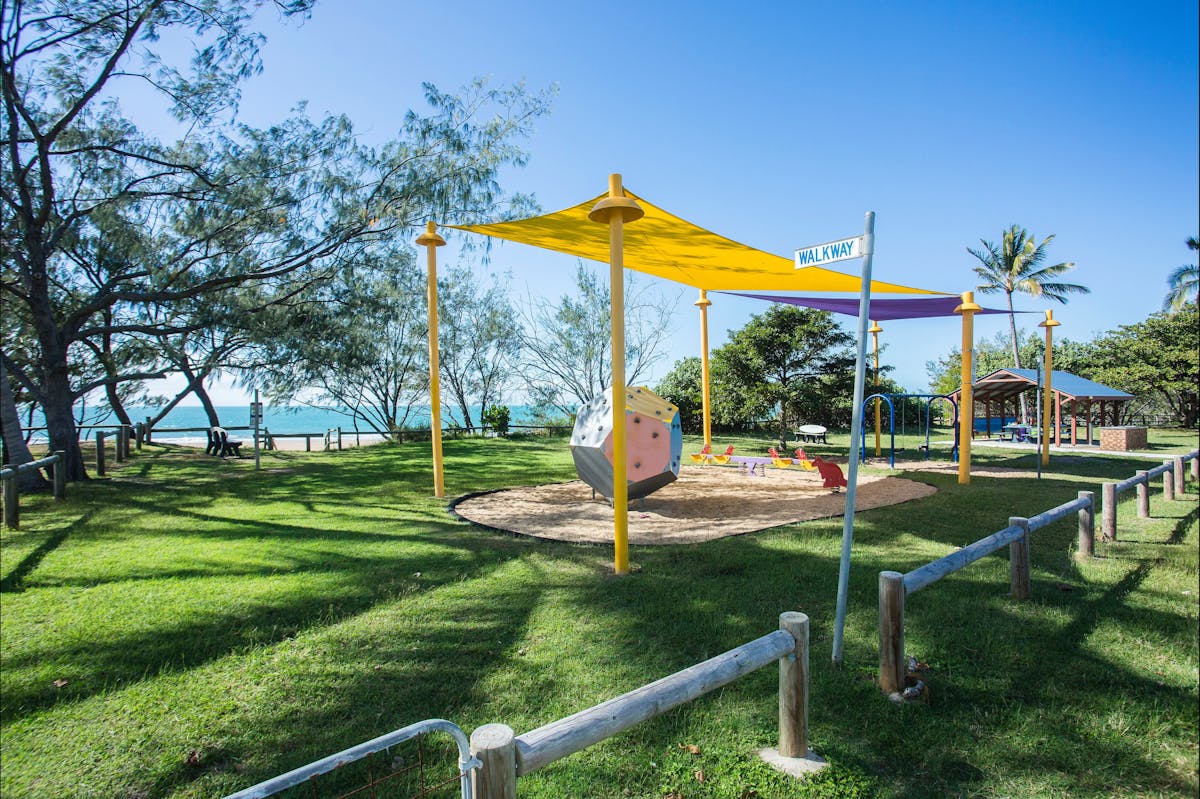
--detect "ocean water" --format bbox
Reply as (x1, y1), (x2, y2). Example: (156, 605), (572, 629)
(25, 404), (561, 442)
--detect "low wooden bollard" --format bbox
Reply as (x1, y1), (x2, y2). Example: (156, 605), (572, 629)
(1173, 456), (1184, 492)
(1192, 455), (1199, 485)
(878, 571), (906, 695)
(1101, 482), (1116, 542)
(53, 451), (65, 500)
(337, 426), (343, 450)
(123, 425), (133, 459)
(1136, 471), (1149, 518)
(1162, 462), (1175, 502)
(1009, 517), (1031, 600)
(2, 468), (17, 529)
(134, 423), (144, 451)
(114, 427), (126, 464)
(144, 416), (153, 444)
(1077, 491), (1094, 559)
(777, 612), (809, 758)
(470, 724), (516, 799)
(96, 431), (107, 476)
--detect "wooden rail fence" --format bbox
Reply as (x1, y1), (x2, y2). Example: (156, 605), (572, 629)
(1101, 450), (1198, 542)
(470, 612), (820, 798)
(1, 452), (66, 529)
(879, 492), (1096, 696)
(879, 448), (1198, 697)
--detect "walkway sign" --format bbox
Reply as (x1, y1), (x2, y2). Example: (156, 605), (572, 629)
(794, 235), (865, 268)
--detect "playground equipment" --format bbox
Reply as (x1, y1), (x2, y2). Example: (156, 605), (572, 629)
(768, 448), (794, 469)
(811, 457), (848, 491)
(689, 443), (712, 464)
(570, 386), (682, 501)
(711, 445), (735, 465)
(792, 448), (816, 471)
(859, 393), (959, 468)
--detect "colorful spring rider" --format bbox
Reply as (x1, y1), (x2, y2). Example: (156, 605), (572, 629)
(767, 447), (794, 469)
(711, 445), (735, 465)
(793, 448), (817, 471)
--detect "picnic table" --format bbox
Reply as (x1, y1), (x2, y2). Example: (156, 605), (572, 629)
(794, 424), (828, 444)
(1001, 423), (1031, 442)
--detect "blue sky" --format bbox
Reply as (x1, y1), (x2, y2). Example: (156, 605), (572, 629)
(138, 0), (1198, 405)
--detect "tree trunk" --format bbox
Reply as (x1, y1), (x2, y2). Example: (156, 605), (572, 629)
(31, 314), (88, 480)
(0, 358), (48, 491)
(194, 381), (221, 427)
(105, 379), (133, 427)
(100, 311), (133, 427)
(1006, 291), (1028, 421)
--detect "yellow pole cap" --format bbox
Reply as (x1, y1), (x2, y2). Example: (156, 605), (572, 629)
(416, 220), (446, 247)
(694, 289), (713, 309)
(1038, 309), (1062, 328)
(954, 290), (982, 314)
(589, 173), (644, 224)
(868, 321), (883, 334)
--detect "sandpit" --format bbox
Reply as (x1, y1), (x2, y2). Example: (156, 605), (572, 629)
(451, 464), (937, 545)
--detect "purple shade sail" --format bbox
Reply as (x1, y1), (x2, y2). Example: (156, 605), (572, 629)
(724, 292), (1020, 320)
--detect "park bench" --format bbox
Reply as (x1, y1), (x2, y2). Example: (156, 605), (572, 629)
(207, 427), (243, 458)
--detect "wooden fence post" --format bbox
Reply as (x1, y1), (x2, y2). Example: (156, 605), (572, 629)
(1009, 517), (1031, 600)
(1135, 471), (1149, 518)
(1191, 455), (1199, 485)
(2, 470), (17, 529)
(1162, 461), (1174, 502)
(337, 426), (343, 450)
(878, 571), (905, 695)
(114, 427), (126, 464)
(1076, 491), (1094, 559)
(778, 611), (809, 758)
(134, 423), (144, 451)
(1172, 456), (1184, 492)
(96, 431), (107, 476)
(144, 416), (153, 444)
(1101, 482), (1116, 542)
(53, 451), (66, 500)
(305, 433), (311, 452)
(470, 723), (516, 799)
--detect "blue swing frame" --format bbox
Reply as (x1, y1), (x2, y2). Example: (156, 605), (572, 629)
(859, 393), (959, 467)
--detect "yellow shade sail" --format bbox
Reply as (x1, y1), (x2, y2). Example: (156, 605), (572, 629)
(448, 189), (945, 294)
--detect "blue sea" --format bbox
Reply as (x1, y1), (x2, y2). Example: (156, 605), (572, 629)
(26, 404), (557, 443)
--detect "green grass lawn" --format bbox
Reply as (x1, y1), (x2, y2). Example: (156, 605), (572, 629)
(2, 431), (1197, 798)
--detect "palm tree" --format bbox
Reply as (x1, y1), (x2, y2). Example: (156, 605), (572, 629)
(1163, 236), (1199, 313)
(968, 225), (1089, 419)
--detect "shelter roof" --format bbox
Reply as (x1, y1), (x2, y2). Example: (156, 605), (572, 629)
(448, 190), (947, 294)
(726, 292), (1018, 320)
(967, 369), (1134, 403)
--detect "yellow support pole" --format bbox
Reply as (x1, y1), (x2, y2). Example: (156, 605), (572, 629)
(417, 221), (447, 498)
(1038, 309), (1061, 467)
(954, 292), (982, 485)
(589, 174), (643, 576)
(869, 320), (883, 457)
(695, 289), (713, 449)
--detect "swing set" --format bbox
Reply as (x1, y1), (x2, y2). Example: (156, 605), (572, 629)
(859, 393), (959, 467)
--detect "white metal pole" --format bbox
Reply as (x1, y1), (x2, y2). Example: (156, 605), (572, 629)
(831, 211), (875, 666)
(254, 388), (261, 471)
